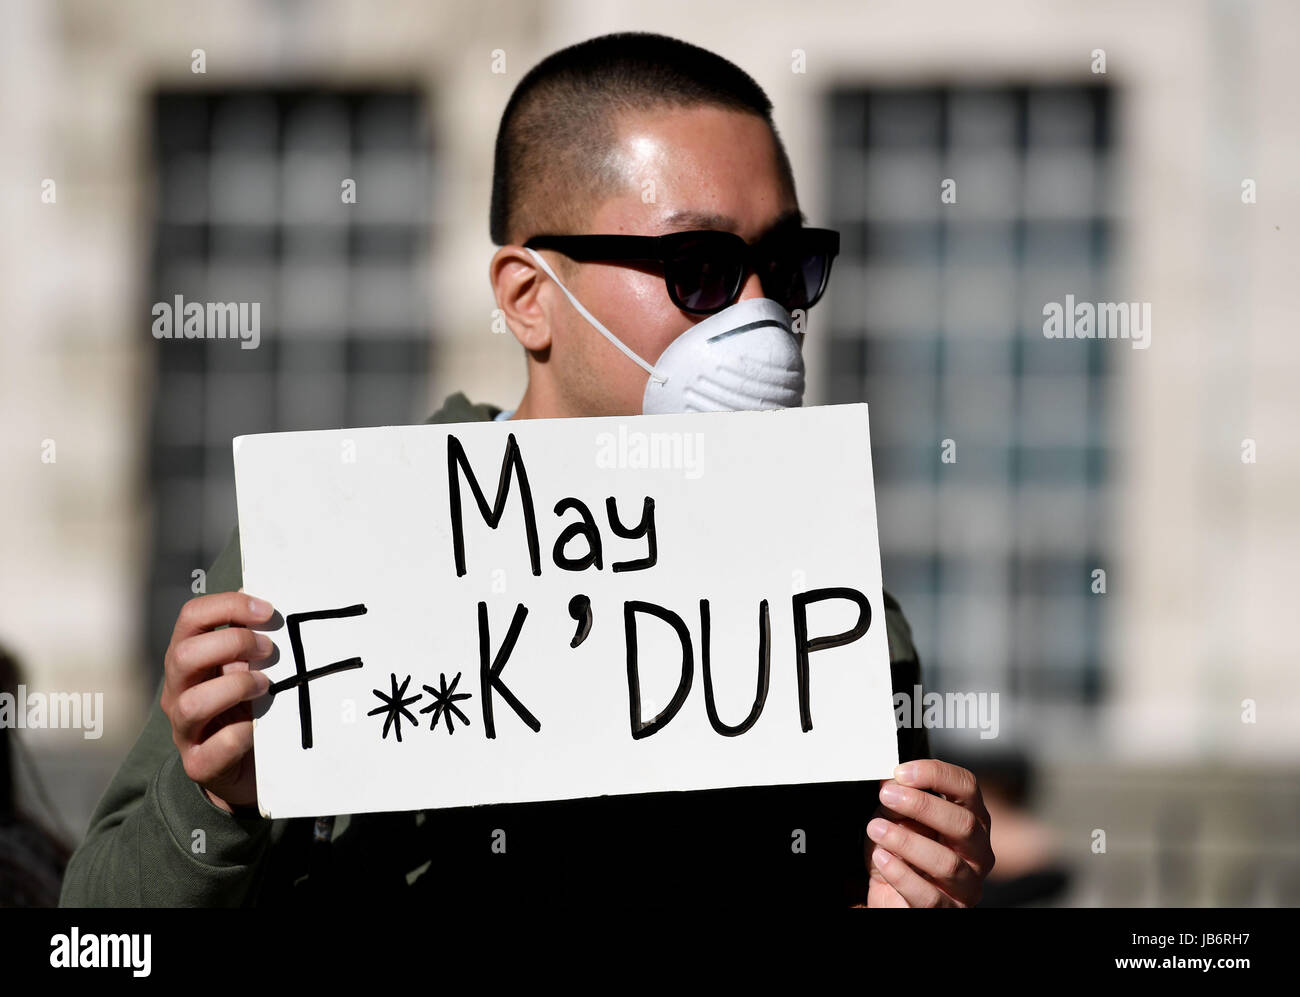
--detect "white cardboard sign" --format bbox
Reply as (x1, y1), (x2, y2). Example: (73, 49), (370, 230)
(233, 403), (897, 819)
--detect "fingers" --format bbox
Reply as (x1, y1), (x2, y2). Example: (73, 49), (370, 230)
(874, 796), (943, 833)
(865, 764), (996, 906)
(864, 809), (941, 906)
(160, 592), (274, 810)
(172, 670), (269, 745)
(864, 801), (946, 901)
(868, 842), (961, 907)
(867, 816), (983, 905)
(181, 714), (255, 786)
(171, 626), (274, 689)
(879, 779), (985, 847)
(879, 775), (995, 876)
(865, 873), (909, 907)
(172, 591), (275, 644)
(895, 760), (988, 819)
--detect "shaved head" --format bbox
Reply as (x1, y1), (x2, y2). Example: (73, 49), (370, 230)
(489, 31), (797, 259)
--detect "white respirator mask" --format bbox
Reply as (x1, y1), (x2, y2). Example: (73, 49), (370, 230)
(525, 247), (805, 415)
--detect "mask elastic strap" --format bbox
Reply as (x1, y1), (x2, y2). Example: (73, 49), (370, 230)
(525, 248), (667, 384)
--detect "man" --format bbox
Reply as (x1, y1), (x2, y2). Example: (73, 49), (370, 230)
(61, 31), (992, 908)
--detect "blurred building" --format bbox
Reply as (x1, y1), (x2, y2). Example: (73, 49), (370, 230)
(0, 0), (1295, 905)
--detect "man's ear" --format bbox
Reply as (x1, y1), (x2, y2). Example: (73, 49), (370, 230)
(489, 246), (554, 353)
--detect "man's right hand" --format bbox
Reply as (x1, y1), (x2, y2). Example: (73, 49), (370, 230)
(160, 590), (276, 816)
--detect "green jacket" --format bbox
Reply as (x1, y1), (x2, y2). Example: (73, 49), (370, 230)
(60, 392), (931, 907)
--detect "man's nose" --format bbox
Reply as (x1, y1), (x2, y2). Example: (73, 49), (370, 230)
(737, 268), (766, 302)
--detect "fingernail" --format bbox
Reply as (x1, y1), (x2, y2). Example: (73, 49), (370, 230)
(894, 763), (918, 785)
(867, 818), (891, 841)
(879, 783), (906, 805)
(873, 846), (893, 867)
(248, 597), (273, 617)
(254, 632), (273, 656)
(253, 669), (271, 693)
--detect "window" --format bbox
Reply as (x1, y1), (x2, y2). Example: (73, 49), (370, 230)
(825, 85), (1114, 749)
(145, 90), (434, 679)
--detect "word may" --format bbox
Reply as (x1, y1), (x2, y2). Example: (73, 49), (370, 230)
(1043, 294), (1151, 349)
(151, 294), (261, 349)
(449, 433), (656, 577)
(0, 686), (103, 739)
(275, 586), (874, 749)
(49, 929), (151, 977)
(595, 425), (705, 480)
(893, 685), (999, 740)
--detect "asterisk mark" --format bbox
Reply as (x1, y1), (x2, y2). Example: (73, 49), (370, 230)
(368, 672), (422, 742)
(421, 671), (473, 735)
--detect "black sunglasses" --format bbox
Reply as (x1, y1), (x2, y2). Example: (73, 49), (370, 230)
(523, 226), (840, 316)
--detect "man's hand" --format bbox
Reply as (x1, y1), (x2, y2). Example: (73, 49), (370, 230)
(865, 759), (995, 907)
(160, 590), (277, 816)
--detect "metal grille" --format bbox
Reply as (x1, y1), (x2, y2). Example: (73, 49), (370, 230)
(824, 85), (1114, 749)
(145, 89), (434, 679)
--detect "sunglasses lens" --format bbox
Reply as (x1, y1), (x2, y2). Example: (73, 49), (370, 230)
(667, 235), (744, 313)
(762, 240), (830, 312)
(663, 230), (835, 314)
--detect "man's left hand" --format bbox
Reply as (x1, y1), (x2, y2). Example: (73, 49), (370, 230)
(865, 759), (995, 907)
